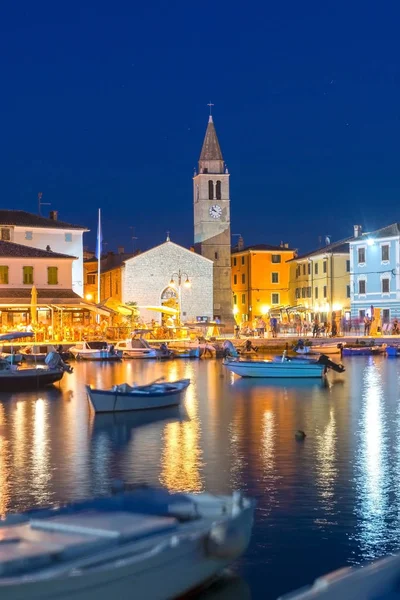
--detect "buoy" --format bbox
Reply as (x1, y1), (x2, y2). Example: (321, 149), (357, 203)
(295, 430), (306, 441)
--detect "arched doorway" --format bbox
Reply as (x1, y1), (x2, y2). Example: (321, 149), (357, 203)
(160, 286), (178, 325)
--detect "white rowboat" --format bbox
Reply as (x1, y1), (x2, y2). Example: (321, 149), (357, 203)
(70, 342), (122, 361)
(0, 485), (254, 600)
(86, 378), (190, 413)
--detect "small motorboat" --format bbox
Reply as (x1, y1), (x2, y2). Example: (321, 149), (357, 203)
(86, 377), (190, 413)
(170, 346), (201, 359)
(341, 345), (385, 356)
(294, 340), (344, 355)
(224, 353), (345, 379)
(21, 344), (72, 363)
(277, 551), (400, 599)
(69, 341), (122, 361)
(0, 351), (72, 392)
(115, 338), (158, 359)
(0, 484), (255, 600)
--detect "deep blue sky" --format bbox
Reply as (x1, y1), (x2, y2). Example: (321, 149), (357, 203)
(1, 1), (400, 253)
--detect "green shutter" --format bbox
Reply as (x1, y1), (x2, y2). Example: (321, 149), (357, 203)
(0, 266), (8, 284)
(23, 267), (34, 284)
(47, 267), (58, 285)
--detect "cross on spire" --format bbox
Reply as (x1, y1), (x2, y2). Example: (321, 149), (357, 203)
(207, 102), (214, 115)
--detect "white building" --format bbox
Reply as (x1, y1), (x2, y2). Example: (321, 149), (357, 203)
(122, 239), (213, 324)
(0, 210), (88, 297)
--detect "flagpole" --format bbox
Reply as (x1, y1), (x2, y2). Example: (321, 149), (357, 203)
(97, 208), (101, 323)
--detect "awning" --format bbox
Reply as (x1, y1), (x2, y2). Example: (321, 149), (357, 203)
(104, 298), (136, 316)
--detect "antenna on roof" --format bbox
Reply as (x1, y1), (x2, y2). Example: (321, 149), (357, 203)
(38, 192), (50, 216)
(129, 226), (138, 252)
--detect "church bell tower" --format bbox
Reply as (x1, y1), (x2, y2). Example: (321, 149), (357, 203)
(193, 113), (233, 327)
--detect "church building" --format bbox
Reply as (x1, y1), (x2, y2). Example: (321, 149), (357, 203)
(193, 114), (233, 326)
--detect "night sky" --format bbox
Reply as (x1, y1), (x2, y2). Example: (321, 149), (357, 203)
(1, 1), (400, 254)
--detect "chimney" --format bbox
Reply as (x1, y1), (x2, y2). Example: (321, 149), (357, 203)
(117, 246), (124, 254)
(49, 210), (58, 221)
(237, 236), (244, 251)
(354, 225), (362, 238)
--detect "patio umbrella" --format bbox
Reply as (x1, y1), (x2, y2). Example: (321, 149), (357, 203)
(30, 285), (37, 325)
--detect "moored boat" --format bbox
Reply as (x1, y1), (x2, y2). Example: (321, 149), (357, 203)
(277, 551), (400, 599)
(341, 345), (385, 356)
(224, 353), (345, 379)
(114, 338), (158, 359)
(21, 344), (72, 363)
(386, 345), (400, 357)
(0, 485), (255, 600)
(170, 346), (201, 359)
(69, 341), (122, 361)
(86, 377), (190, 413)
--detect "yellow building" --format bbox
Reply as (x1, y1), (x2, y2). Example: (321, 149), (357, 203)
(288, 238), (351, 323)
(231, 243), (296, 322)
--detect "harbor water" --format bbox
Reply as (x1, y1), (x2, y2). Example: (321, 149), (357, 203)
(0, 355), (399, 599)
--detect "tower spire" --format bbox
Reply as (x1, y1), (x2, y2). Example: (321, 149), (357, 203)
(199, 110), (224, 173)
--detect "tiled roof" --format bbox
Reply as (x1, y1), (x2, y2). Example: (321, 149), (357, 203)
(0, 288), (81, 303)
(288, 238), (351, 261)
(199, 116), (223, 161)
(0, 240), (76, 259)
(232, 244), (296, 254)
(0, 210), (87, 230)
(349, 223), (400, 242)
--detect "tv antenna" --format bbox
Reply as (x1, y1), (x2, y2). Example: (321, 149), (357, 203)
(129, 226), (138, 252)
(38, 192), (50, 215)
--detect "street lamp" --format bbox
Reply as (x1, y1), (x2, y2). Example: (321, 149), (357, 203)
(169, 270), (191, 325)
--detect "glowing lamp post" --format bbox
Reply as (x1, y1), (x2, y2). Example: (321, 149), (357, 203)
(169, 270), (191, 325)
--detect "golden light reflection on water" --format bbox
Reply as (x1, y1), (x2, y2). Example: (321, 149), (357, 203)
(159, 363), (203, 492)
(315, 407), (337, 513)
(31, 398), (52, 505)
(0, 403), (10, 517)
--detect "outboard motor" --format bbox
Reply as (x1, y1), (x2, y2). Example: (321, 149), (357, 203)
(317, 353), (345, 373)
(222, 340), (239, 358)
(45, 352), (73, 374)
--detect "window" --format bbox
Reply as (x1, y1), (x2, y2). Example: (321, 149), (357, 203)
(307, 286), (312, 298)
(241, 293), (246, 305)
(307, 263), (311, 275)
(214, 251), (218, 260)
(271, 293), (279, 304)
(382, 278), (390, 293)
(315, 263), (318, 275)
(233, 295), (237, 305)
(272, 272), (279, 283)
(216, 180), (221, 200)
(233, 274), (237, 285)
(359, 280), (366, 294)
(271, 254), (281, 263)
(65, 233), (72, 242)
(87, 274), (95, 285)
(115, 279), (119, 295)
(241, 274), (245, 284)
(25, 231), (33, 240)
(315, 287), (318, 299)
(302, 264), (306, 275)
(208, 180), (214, 200)
(358, 247), (365, 264)
(323, 260), (327, 274)
(346, 260), (350, 272)
(382, 309), (390, 323)
(23, 266), (34, 284)
(295, 288), (300, 299)
(301, 287), (305, 298)
(0, 266), (8, 284)
(241, 256), (245, 265)
(347, 285), (350, 298)
(296, 266), (300, 278)
(323, 285), (327, 298)
(359, 310), (366, 319)
(381, 245), (389, 262)
(1, 228), (10, 241)
(47, 267), (58, 285)
(233, 257), (237, 266)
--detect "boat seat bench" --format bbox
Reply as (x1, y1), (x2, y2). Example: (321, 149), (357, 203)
(0, 512), (177, 577)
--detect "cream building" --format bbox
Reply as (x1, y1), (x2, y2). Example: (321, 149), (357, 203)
(0, 210), (88, 297)
(122, 239), (213, 324)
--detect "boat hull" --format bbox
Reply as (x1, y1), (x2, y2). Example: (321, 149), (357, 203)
(224, 360), (326, 378)
(0, 369), (64, 392)
(121, 349), (158, 359)
(341, 347), (383, 356)
(86, 379), (190, 413)
(72, 351), (122, 361)
(0, 503), (253, 600)
(386, 346), (400, 356)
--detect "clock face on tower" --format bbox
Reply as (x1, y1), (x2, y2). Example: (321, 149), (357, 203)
(209, 204), (222, 219)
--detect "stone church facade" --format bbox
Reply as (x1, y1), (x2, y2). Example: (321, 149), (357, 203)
(193, 115), (233, 326)
(122, 240), (213, 324)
